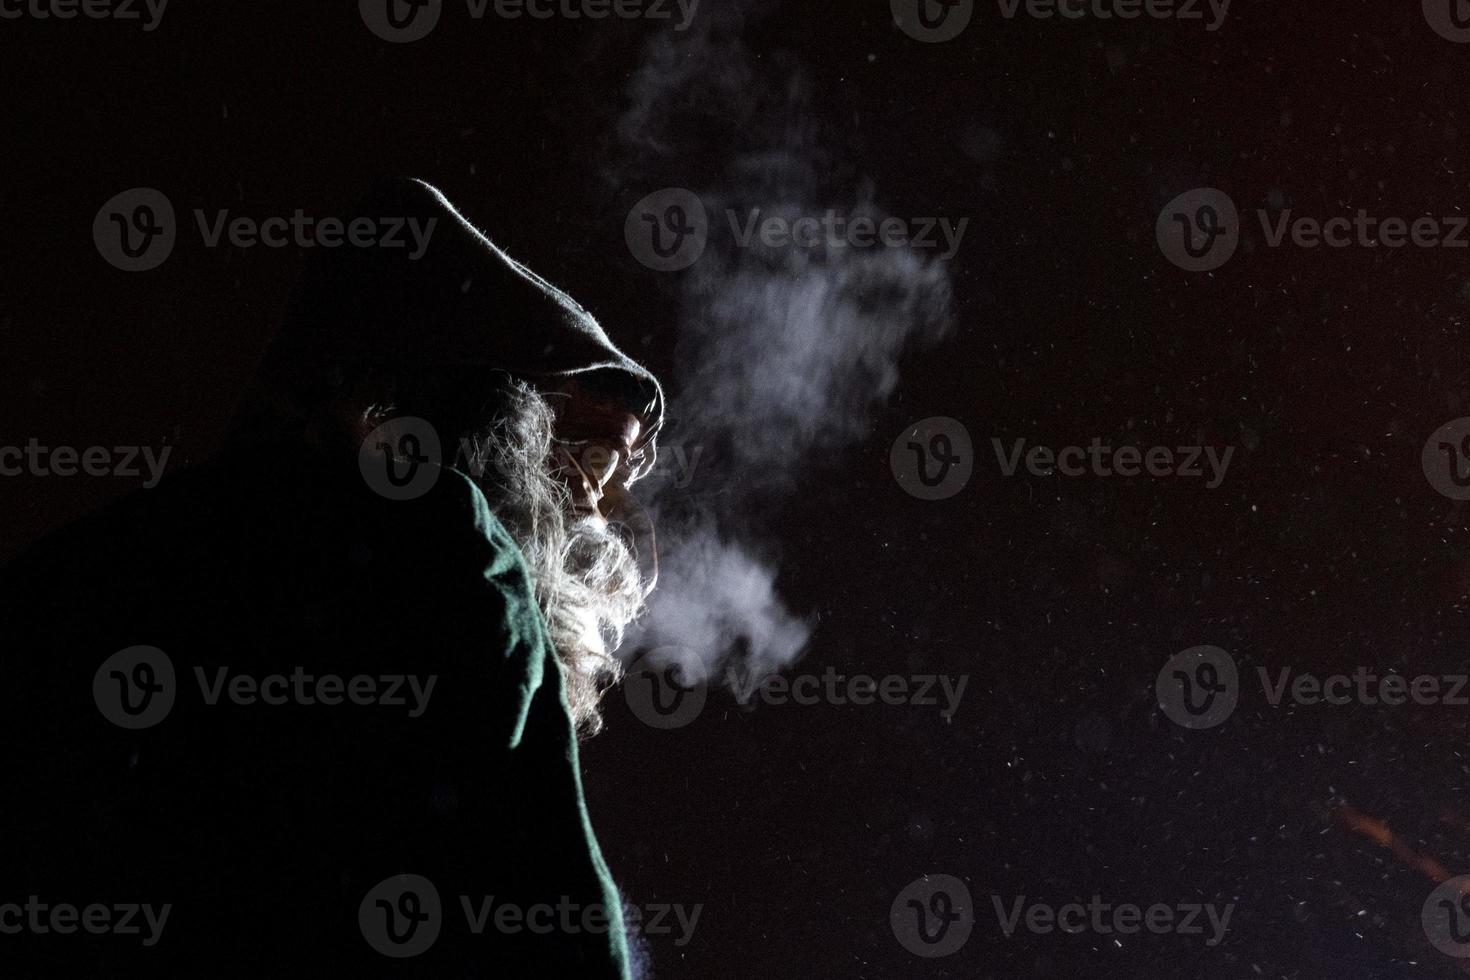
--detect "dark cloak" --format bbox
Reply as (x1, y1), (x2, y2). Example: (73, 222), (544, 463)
(0, 179), (659, 977)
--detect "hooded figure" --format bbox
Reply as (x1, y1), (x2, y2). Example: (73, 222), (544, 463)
(0, 179), (661, 977)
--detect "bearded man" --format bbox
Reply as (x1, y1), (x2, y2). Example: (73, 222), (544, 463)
(0, 178), (661, 977)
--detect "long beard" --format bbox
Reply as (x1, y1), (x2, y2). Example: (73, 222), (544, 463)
(460, 380), (646, 736)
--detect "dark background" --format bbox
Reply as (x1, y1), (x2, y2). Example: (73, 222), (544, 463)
(7, 1), (1470, 977)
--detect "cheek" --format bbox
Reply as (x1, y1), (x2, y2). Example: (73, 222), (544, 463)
(579, 444), (620, 483)
(550, 447), (592, 495)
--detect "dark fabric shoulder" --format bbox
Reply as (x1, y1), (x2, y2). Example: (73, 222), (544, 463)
(0, 450), (631, 977)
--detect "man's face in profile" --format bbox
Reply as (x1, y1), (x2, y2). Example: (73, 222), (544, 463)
(452, 372), (657, 735)
(544, 376), (660, 599)
(548, 377), (646, 526)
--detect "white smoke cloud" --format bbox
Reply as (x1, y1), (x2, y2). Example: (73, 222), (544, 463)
(615, 3), (956, 685)
(628, 525), (812, 686)
(673, 211), (953, 486)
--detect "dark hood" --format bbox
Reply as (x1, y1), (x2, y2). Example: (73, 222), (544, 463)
(239, 177), (663, 460)
(288, 177), (667, 423)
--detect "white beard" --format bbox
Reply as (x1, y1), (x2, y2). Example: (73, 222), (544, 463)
(460, 381), (647, 736)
